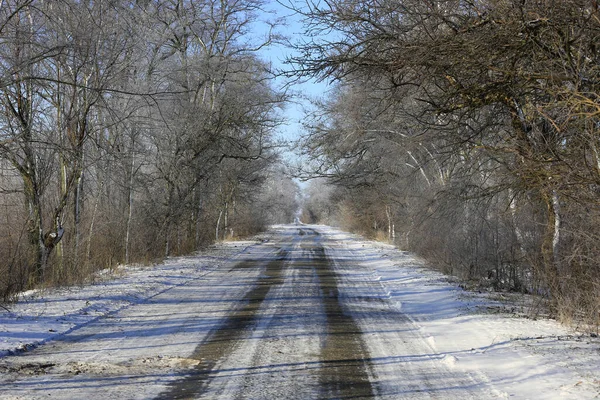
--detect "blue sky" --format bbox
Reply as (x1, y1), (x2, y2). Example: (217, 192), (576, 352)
(252, 1), (331, 149)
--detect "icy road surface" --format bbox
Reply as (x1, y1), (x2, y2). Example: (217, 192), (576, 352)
(0, 225), (598, 399)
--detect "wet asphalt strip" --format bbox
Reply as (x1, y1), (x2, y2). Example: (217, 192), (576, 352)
(156, 229), (375, 399)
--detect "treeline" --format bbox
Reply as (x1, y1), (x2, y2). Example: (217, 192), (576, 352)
(0, 0), (299, 299)
(293, 0), (600, 327)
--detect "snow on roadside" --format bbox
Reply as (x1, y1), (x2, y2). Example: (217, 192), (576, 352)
(316, 225), (600, 399)
(0, 239), (262, 359)
(1, 225), (598, 399)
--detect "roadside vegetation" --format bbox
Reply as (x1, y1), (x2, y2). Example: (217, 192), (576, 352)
(2, 0), (598, 333)
(292, 0), (600, 331)
(0, 0), (299, 301)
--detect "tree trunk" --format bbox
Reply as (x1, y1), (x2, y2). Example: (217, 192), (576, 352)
(385, 204), (393, 242)
(165, 224), (170, 258)
(22, 173), (46, 280)
(230, 198), (236, 238)
(164, 181), (176, 257)
(87, 179), (104, 265)
(125, 142), (135, 265)
(551, 190), (561, 267)
(224, 201), (229, 240)
(508, 188), (525, 255)
(73, 159), (84, 265)
(541, 189), (561, 287)
(215, 209), (223, 242)
(195, 196), (202, 250)
(55, 154), (67, 277)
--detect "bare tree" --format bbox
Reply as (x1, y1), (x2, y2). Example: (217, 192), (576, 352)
(0, 0), (291, 298)
(291, 0), (600, 326)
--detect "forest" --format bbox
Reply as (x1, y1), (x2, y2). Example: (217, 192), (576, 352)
(1, 0), (599, 329)
(295, 0), (600, 327)
(0, 0), (299, 300)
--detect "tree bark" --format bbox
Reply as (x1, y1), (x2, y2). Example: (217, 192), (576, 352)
(125, 140), (136, 265)
(541, 189), (561, 287)
(215, 209), (223, 242)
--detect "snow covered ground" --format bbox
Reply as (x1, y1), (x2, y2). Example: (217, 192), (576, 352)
(0, 240), (261, 359)
(0, 225), (598, 399)
(318, 226), (600, 399)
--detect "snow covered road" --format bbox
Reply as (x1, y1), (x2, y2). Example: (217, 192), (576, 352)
(0, 225), (598, 399)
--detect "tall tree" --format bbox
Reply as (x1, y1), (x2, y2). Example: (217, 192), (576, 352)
(291, 0), (600, 324)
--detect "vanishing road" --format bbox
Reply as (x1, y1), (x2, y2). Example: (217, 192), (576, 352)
(0, 225), (499, 399)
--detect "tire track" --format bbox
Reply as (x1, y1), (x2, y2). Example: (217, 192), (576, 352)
(155, 249), (289, 399)
(308, 230), (376, 399)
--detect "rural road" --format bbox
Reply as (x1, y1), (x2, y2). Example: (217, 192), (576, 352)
(0, 225), (497, 399)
